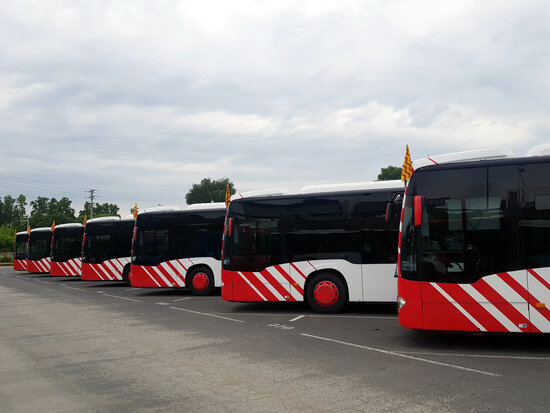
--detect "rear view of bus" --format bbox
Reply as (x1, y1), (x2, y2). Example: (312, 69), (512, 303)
(130, 203), (226, 295)
(222, 182), (403, 313)
(50, 223), (84, 277)
(13, 232), (29, 271)
(398, 148), (550, 333)
(81, 217), (134, 282)
(27, 227), (52, 273)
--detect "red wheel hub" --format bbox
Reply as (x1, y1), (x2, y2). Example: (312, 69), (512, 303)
(192, 272), (209, 291)
(313, 281), (339, 307)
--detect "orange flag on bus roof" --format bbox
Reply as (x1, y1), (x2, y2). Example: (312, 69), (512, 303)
(27, 225), (31, 234)
(133, 203), (138, 220)
(51, 221), (55, 232)
(401, 145), (414, 181)
(83, 214), (87, 226)
(225, 184), (231, 208)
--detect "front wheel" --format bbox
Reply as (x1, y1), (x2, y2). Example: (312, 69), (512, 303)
(306, 272), (348, 313)
(122, 265), (131, 285)
(187, 267), (215, 296)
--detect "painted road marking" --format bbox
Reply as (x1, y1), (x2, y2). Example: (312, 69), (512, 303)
(401, 351), (550, 360)
(101, 293), (142, 303)
(170, 307), (245, 323)
(173, 297), (192, 302)
(156, 302), (170, 306)
(289, 315), (306, 322)
(301, 333), (501, 377)
(60, 285), (87, 292)
(211, 312), (396, 319)
(268, 323), (294, 330)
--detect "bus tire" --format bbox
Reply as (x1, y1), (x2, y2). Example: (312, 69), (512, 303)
(187, 267), (215, 296)
(306, 272), (348, 313)
(122, 265), (131, 285)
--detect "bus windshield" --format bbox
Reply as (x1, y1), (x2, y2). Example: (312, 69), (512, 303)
(15, 235), (29, 260)
(83, 221), (134, 264)
(52, 228), (84, 262)
(28, 232), (52, 260)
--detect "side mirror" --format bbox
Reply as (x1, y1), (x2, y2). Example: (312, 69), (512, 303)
(414, 196), (422, 226)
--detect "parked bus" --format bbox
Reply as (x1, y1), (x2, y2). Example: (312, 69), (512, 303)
(222, 181), (404, 312)
(81, 217), (134, 282)
(13, 231), (29, 271)
(27, 227), (52, 273)
(398, 148), (550, 333)
(130, 203), (226, 295)
(50, 223), (84, 277)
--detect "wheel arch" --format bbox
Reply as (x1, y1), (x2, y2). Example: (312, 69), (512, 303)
(184, 263), (213, 285)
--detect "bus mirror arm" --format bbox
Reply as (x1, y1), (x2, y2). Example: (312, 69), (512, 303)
(414, 196), (422, 226)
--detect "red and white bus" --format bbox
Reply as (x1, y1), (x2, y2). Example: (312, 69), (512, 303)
(50, 223), (84, 277)
(13, 231), (29, 271)
(27, 227), (52, 273)
(130, 203), (226, 294)
(81, 217), (134, 282)
(222, 181), (404, 312)
(397, 148), (550, 333)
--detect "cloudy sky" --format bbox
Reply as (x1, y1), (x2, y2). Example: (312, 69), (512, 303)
(1, 0), (548, 215)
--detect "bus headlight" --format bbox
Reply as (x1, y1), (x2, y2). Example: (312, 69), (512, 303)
(397, 296), (406, 312)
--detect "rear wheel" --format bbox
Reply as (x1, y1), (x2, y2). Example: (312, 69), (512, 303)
(306, 272), (348, 313)
(122, 265), (131, 285)
(187, 267), (215, 295)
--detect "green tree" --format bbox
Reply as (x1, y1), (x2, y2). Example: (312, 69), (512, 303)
(185, 178), (236, 205)
(29, 197), (76, 228)
(377, 165), (402, 181)
(0, 194), (27, 230)
(0, 226), (16, 251)
(77, 202), (120, 220)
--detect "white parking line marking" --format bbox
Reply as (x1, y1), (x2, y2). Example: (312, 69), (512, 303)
(173, 297), (192, 302)
(156, 302), (170, 306)
(290, 315), (305, 322)
(301, 333), (501, 377)
(401, 351), (550, 360)
(60, 285), (87, 292)
(211, 312), (396, 319)
(101, 293), (142, 303)
(170, 307), (245, 323)
(124, 288), (138, 291)
(35, 280), (52, 285)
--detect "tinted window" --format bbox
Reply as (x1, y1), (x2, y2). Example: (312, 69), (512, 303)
(83, 221), (133, 263)
(520, 162), (550, 268)
(28, 231), (52, 260)
(403, 166), (519, 283)
(15, 234), (28, 260)
(52, 228), (84, 262)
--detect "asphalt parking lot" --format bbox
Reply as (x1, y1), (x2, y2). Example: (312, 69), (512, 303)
(1, 267), (549, 412)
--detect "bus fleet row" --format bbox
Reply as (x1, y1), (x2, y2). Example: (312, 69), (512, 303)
(13, 147), (550, 333)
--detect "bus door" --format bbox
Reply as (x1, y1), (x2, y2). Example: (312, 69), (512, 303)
(519, 163), (550, 332)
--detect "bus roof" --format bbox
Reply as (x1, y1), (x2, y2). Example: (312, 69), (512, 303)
(231, 189), (291, 200)
(87, 216), (120, 223)
(187, 202), (226, 211)
(16, 231), (28, 236)
(30, 227), (51, 233)
(412, 148), (514, 170)
(139, 206), (181, 214)
(300, 180), (403, 194)
(55, 223), (84, 229)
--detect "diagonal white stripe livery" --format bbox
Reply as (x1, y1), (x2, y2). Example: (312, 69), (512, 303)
(254, 270), (286, 301)
(460, 284), (520, 332)
(264, 267), (301, 301)
(237, 272), (267, 301)
(430, 283), (487, 332)
(159, 262), (185, 287)
(143, 267), (162, 287)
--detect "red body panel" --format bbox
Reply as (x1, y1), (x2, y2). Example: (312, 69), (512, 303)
(27, 258), (51, 273)
(50, 258), (82, 277)
(81, 257), (130, 281)
(398, 270), (550, 333)
(130, 263), (187, 288)
(13, 259), (27, 271)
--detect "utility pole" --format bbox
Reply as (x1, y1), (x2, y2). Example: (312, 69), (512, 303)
(86, 189), (97, 219)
